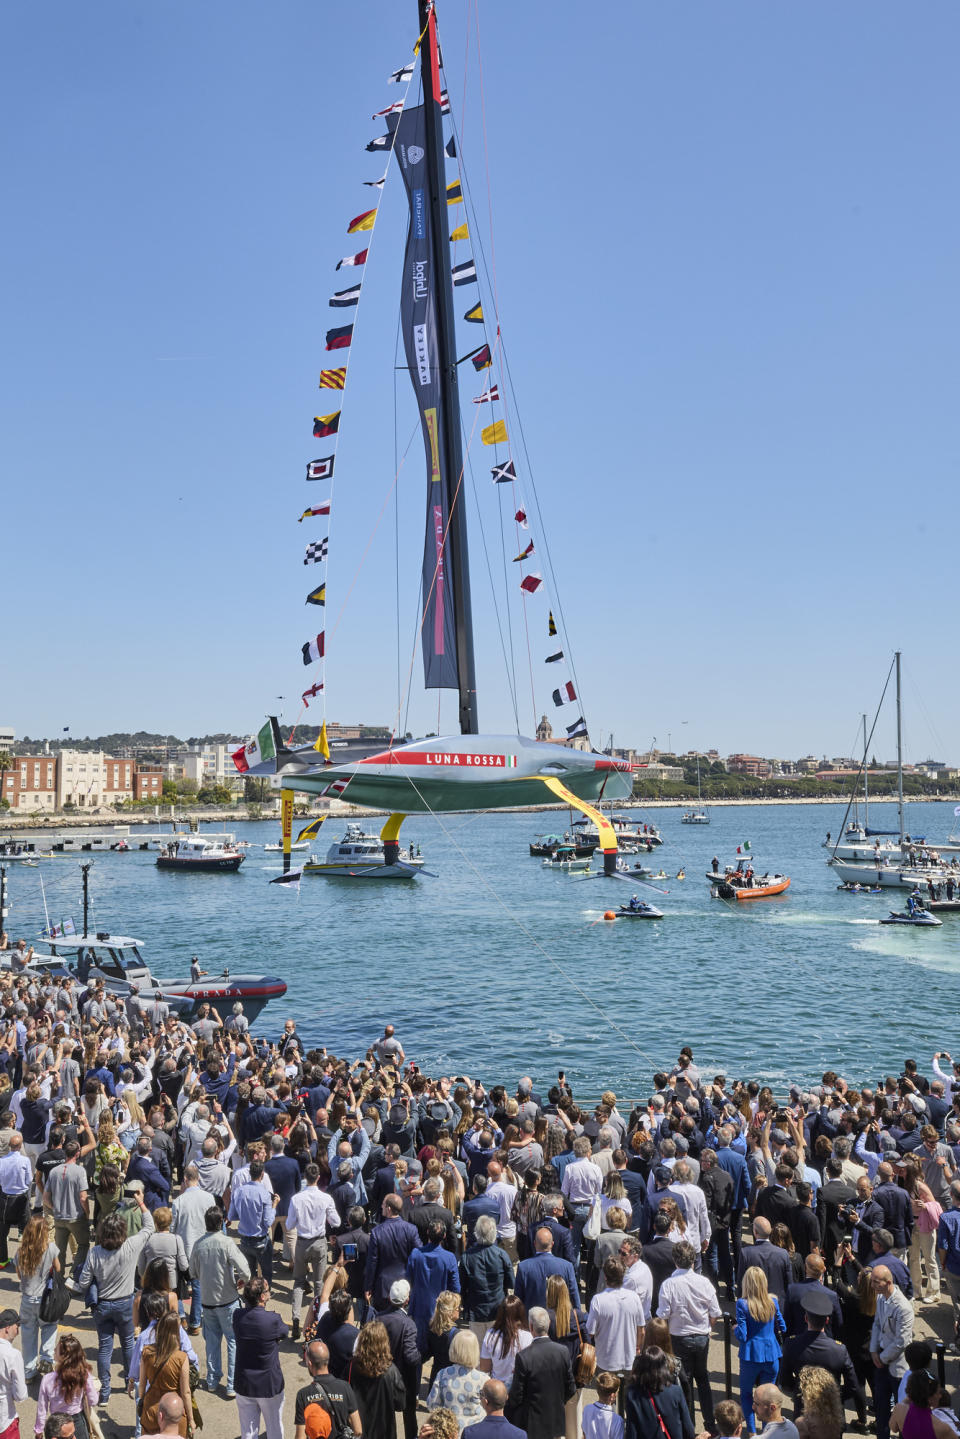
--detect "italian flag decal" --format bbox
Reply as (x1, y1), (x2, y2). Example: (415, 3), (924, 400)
(507, 755), (517, 767)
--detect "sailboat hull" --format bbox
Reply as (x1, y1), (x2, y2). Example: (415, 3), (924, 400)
(280, 733), (633, 813)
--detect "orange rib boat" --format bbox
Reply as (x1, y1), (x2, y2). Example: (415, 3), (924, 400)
(707, 871), (791, 901)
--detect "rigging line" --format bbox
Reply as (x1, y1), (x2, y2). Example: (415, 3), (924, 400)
(308, 67), (417, 730)
(495, 339), (589, 736)
(395, 766), (667, 1073)
(495, 470), (519, 722)
(467, 5), (536, 731)
(394, 291), (404, 721)
(461, 414), (520, 729)
(445, 109), (574, 737)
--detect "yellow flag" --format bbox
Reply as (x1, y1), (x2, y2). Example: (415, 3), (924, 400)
(481, 420), (508, 446)
(450, 223), (469, 242)
(313, 721), (330, 759)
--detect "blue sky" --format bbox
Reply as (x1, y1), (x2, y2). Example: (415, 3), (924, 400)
(3, 2), (958, 760)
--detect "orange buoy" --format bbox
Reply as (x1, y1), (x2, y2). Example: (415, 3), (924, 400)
(603, 910), (617, 921)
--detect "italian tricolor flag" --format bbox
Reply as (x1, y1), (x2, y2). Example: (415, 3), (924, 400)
(232, 721), (277, 774)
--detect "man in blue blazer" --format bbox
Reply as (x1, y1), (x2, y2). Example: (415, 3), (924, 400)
(513, 1227), (579, 1313)
(463, 1379), (525, 1439)
(364, 1193), (421, 1309)
(533, 1199), (577, 1266)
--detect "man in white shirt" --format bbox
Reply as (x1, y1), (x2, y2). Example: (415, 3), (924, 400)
(657, 1239), (721, 1432)
(0, 1307), (26, 1439)
(286, 1163), (339, 1341)
(586, 1257), (645, 1396)
(561, 1136), (603, 1267)
(618, 1236), (653, 1321)
(485, 1160), (519, 1263)
(0, 1136), (33, 1268)
(668, 1162), (711, 1266)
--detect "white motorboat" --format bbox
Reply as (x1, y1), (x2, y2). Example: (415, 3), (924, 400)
(156, 836), (245, 872)
(303, 823), (425, 879)
(264, 840), (310, 851)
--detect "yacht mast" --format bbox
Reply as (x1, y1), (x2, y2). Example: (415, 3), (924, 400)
(895, 651), (904, 846)
(418, 0), (478, 733)
(862, 713), (869, 830)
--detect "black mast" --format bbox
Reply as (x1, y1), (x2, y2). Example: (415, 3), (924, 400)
(417, 0), (478, 734)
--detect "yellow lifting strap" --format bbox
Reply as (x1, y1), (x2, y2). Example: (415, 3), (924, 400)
(380, 813), (407, 844)
(539, 776), (619, 855)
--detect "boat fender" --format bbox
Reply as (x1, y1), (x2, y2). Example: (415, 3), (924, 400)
(603, 910), (616, 921)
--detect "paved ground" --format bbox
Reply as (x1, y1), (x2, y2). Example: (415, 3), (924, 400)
(3, 1253), (956, 1439)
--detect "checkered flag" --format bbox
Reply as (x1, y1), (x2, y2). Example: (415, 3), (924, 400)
(304, 539), (328, 565)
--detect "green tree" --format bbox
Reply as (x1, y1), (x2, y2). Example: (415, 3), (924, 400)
(161, 780), (178, 803)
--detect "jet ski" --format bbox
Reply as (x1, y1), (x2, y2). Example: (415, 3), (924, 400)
(617, 902), (664, 920)
(880, 907), (942, 927)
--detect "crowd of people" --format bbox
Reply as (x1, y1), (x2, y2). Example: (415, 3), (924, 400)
(0, 954), (958, 1439)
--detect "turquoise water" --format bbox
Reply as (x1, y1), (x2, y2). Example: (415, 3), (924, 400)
(5, 800), (959, 1100)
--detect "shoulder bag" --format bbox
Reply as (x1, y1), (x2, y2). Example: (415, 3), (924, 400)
(571, 1311), (596, 1388)
(583, 1195), (602, 1242)
(39, 1264), (71, 1325)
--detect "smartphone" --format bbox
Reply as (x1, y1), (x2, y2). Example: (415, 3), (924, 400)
(341, 1242), (357, 1262)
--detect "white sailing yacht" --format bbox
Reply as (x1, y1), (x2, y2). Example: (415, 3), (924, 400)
(681, 756), (710, 824)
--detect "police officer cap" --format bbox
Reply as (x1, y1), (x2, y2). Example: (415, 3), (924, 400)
(801, 1287), (835, 1317)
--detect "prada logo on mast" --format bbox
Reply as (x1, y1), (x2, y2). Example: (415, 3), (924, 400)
(425, 408), (441, 481)
(407, 145), (424, 165)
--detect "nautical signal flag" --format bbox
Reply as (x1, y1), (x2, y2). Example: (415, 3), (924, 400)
(373, 101), (404, 118)
(491, 459), (516, 484)
(298, 503), (331, 522)
(313, 721), (331, 760)
(520, 573), (543, 595)
(307, 456), (335, 481)
(451, 260), (477, 287)
(388, 62), (415, 83)
(329, 286), (361, 307)
(464, 302), (483, 323)
(325, 325), (353, 351)
(302, 681), (324, 704)
(269, 868), (303, 890)
(302, 633), (325, 665)
(446, 180), (463, 205)
(366, 134), (393, 152)
(545, 650), (564, 663)
(549, 611), (558, 636)
(318, 369), (346, 390)
(347, 209), (377, 234)
(336, 249), (368, 271)
(552, 682), (577, 706)
(296, 815), (327, 843)
(566, 716), (588, 738)
(470, 344), (492, 370)
(304, 539), (329, 565)
(481, 420), (508, 446)
(450, 222), (469, 243)
(445, 136), (457, 158)
(440, 90), (451, 115)
(364, 177), (385, 190)
(512, 540), (535, 563)
(305, 584), (327, 606)
(473, 386), (499, 404)
(515, 508), (528, 528)
(313, 412), (341, 438)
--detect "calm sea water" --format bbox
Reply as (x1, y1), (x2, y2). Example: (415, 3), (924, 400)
(5, 801), (959, 1101)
